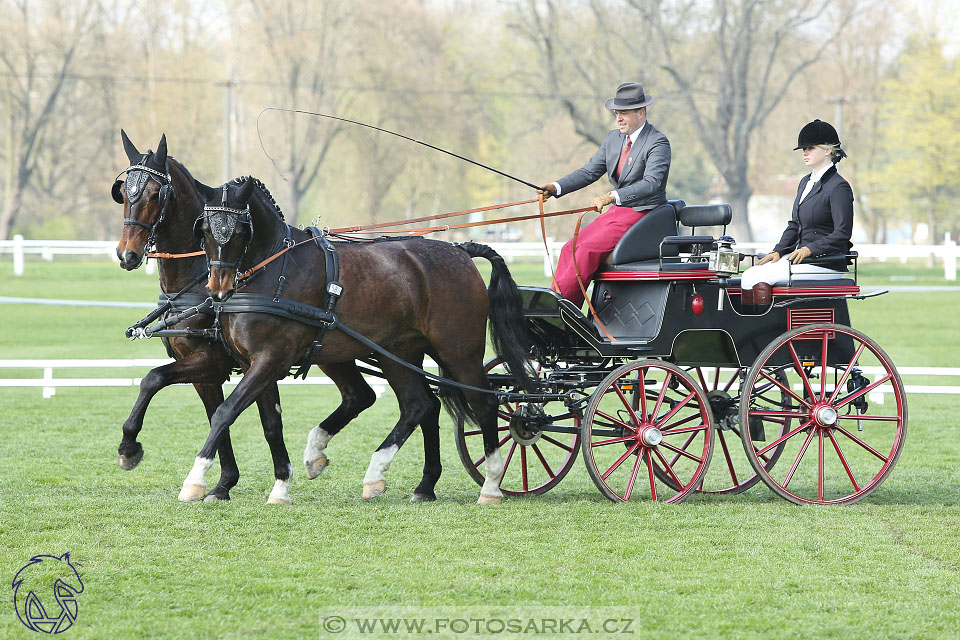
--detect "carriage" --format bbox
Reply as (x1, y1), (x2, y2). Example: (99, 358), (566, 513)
(454, 200), (906, 505)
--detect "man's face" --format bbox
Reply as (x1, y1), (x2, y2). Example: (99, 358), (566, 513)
(615, 108), (645, 135)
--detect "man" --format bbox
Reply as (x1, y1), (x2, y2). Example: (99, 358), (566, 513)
(539, 81), (671, 307)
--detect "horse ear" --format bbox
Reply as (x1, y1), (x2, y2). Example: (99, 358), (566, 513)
(194, 180), (218, 203)
(237, 178), (255, 204)
(155, 134), (168, 165)
(121, 129), (140, 162)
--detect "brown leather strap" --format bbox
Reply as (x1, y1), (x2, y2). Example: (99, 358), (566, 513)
(569, 210), (617, 342)
(146, 250), (205, 259)
(329, 199), (539, 233)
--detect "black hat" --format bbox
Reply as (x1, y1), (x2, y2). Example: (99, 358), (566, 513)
(794, 119), (841, 150)
(605, 82), (655, 110)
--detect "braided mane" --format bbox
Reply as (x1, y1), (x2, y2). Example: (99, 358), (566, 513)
(232, 176), (285, 221)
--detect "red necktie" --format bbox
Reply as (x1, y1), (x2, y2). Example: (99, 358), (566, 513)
(615, 137), (632, 179)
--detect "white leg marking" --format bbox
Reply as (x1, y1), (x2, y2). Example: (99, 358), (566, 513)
(304, 427), (333, 479)
(179, 456), (214, 502)
(267, 463), (294, 504)
(362, 445), (398, 500)
(479, 449), (505, 504)
(275, 403), (282, 415)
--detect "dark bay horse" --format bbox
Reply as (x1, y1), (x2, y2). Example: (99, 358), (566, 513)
(112, 132), (379, 503)
(191, 179), (533, 503)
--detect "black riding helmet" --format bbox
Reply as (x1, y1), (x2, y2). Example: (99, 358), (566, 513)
(794, 119), (847, 159)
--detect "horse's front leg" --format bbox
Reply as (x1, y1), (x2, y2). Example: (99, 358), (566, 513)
(253, 382), (294, 504)
(179, 360), (287, 503)
(118, 353), (228, 470)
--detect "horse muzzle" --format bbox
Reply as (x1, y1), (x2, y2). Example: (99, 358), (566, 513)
(207, 268), (237, 302)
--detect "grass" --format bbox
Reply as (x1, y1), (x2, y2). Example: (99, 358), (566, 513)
(0, 258), (959, 639)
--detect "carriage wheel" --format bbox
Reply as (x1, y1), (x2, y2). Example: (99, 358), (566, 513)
(454, 357), (580, 496)
(686, 367), (792, 495)
(740, 324), (907, 505)
(581, 360), (714, 503)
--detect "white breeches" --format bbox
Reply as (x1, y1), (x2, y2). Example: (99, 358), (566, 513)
(741, 260), (846, 290)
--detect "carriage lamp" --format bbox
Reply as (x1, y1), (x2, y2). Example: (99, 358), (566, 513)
(709, 236), (740, 277)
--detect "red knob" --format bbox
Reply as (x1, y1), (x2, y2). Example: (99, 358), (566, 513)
(691, 295), (704, 316)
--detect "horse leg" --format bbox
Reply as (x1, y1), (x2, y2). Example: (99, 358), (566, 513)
(179, 360), (288, 503)
(118, 353), (229, 470)
(361, 357), (436, 501)
(252, 383), (294, 504)
(193, 382), (240, 502)
(412, 390), (442, 502)
(303, 362), (377, 480)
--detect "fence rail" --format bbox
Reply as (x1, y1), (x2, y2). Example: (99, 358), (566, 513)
(3, 235), (957, 279)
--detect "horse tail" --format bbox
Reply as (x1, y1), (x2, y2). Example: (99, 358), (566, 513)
(457, 241), (535, 392)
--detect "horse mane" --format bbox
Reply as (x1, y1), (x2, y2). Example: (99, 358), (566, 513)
(232, 176), (285, 222)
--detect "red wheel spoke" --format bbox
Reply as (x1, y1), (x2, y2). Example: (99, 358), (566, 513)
(594, 409), (639, 432)
(828, 430), (860, 492)
(531, 444), (556, 479)
(836, 414), (901, 422)
(713, 367), (721, 390)
(638, 371), (648, 420)
(541, 434), (574, 452)
(788, 342), (818, 402)
(659, 440), (704, 463)
(669, 432), (697, 466)
(758, 369), (811, 408)
(621, 446), (645, 501)
(820, 333), (829, 400)
(782, 428), (817, 489)
(732, 426), (774, 464)
(520, 445), (529, 492)
(653, 446), (686, 489)
(645, 449), (658, 501)
(817, 428), (825, 502)
(650, 372), (672, 424)
(601, 443), (640, 480)
(695, 367), (709, 392)
(613, 383), (644, 427)
(501, 441), (518, 478)
(592, 434), (639, 448)
(716, 431), (740, 486)
(756, 420), (813, 457)
(834, 374), (892, 410)
(722, 370), (738, 392)
(464, 429), (483, 437)
(655, 390), (697, 427)
(828, 342), (867, 404)
(473, 433), (513, 467)
(749, 409), (809, 419)
(835, 426), (890, 462)
(661, 411), (702, 432)
(659, 423), (708, 436)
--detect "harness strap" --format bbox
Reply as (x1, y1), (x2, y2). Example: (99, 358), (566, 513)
(294, 233), (342, 379)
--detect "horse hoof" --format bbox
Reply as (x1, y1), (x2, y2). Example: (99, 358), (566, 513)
(477, 493), (502, 505)
(362, 480), (387, 500)
(304, 453), (328, 480)
(410, 492), (437, 503)
(266, 496), (292, 505)
(118, 449), (144, 471)
(204, 492), (229, 503)
(178, 484), (206, 502)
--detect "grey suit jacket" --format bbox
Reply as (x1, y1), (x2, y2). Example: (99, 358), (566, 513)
(556, 123), (671, 211)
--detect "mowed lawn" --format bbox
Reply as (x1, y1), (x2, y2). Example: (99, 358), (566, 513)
(1, 258), (959, 639)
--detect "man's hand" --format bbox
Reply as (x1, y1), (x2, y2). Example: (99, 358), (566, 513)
(592, 193), (616, 212)
(785, 246), (812, 264)
(756, 251), (780, 266)
(538, 183), (557, 201)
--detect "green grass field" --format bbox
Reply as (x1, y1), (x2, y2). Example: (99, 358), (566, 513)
(1, 258), (959, 639)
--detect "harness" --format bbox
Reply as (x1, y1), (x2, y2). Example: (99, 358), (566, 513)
(113, 154), (177, 263)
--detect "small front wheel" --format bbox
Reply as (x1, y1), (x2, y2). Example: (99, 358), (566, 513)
(581, 360), (714, 503)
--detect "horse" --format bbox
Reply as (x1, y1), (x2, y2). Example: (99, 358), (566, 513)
(112, 132), (379, 503)
(190, 178), (534, 503)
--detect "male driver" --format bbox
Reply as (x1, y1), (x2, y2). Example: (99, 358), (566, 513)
(540, 81), (671, 307)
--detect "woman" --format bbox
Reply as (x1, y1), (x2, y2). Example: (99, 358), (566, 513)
(741, 119), (854, 307)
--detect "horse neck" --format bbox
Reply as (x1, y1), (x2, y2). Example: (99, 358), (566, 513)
(244, 182), (291, 270)
(154, 159), (207, 293)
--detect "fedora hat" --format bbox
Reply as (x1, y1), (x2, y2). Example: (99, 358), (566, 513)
(604, 81), (654, 110)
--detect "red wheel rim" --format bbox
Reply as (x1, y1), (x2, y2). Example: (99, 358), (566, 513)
(582, 361), (714, 503)
(455, 358), (579, 496)
(740, 324), (907, 505)
(688, 367), (792, 495)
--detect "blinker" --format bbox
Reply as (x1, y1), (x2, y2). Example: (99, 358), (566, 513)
(125, 170), (149, 204)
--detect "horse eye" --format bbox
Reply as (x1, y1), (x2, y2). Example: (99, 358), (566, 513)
(149, 192), (160, 201)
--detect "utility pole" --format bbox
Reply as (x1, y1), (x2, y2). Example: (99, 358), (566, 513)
(825, 97), (849, 139)
(219, 78), (236, 180)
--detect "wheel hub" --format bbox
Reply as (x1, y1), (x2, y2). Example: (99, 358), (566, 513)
(707, 390), (737, 430)
(637, 425), (663, 447)
(509, 403), (546, 446)
(813, 404), (838, 427)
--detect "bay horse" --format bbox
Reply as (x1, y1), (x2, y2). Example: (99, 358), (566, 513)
(190, 178), (534, 503)
(113, 132), (380, 503)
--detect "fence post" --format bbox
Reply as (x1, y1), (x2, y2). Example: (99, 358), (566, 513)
(945, 232), (957, 282)
(13, 234), (24, 276)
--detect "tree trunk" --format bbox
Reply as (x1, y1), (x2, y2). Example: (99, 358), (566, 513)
(725, 184), (753, 242)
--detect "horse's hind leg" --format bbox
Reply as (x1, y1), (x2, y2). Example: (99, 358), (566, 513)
(303, 362), (377, 480)
(362, 356), (439, 501)
(118, 353), (229, 470)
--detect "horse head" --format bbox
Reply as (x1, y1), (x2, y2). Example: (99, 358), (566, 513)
(194, 179), (256, 301)
(113, 130), (177, 270)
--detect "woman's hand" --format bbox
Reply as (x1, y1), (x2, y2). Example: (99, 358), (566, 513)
(785, 246), (812, 264)
(756, 251), (780, 265)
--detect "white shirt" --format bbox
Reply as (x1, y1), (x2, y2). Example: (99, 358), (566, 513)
(552, 122), (646, 203)
(798, 162), (833, 204)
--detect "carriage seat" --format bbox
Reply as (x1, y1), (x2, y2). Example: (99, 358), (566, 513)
(728, 277), (857, 291)
(606, 199), (685, 266)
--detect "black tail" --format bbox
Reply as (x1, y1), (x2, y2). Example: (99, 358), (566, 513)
(457, 241), (535, 392)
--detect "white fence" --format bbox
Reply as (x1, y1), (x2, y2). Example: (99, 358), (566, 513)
(3, 235), (957, 280)
(1, 359), (957, 400)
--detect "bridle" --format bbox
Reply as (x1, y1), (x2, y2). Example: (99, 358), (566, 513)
(112, 153), (177, 265)
(194, 184), (254, 281)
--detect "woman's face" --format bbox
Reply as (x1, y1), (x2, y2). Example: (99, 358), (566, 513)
(801, 145), (832, 169)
